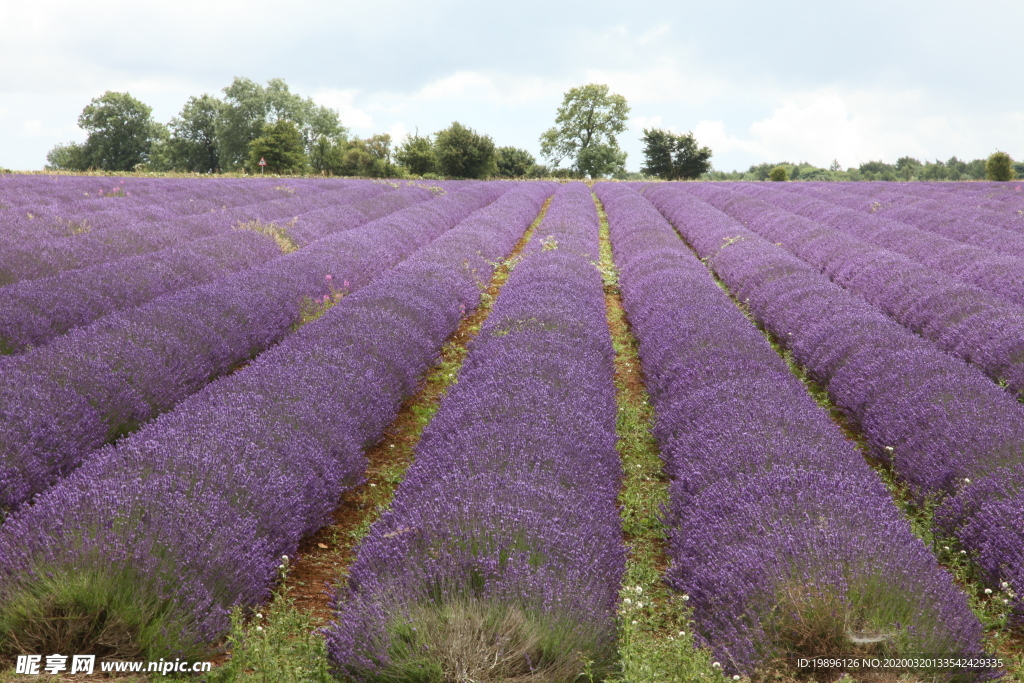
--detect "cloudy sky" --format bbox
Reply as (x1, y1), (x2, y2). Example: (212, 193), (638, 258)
(2, 0), (1021, 172)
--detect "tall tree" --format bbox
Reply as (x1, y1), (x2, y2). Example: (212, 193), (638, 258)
(76, 91), (163, 171)
(539, 83), (629, 178)
(495, 146), (536, 178)
(337, 134), (397, 177)
(986, 151), (1015, 181)
(395, 131), (437, 176)
(217, 77), (346, 171)
(434, 122), (496, 179)
(639, 129), (712, 180)
(895, 156), (922, 181)
(247, 120), (307, 174)
(166, 94), (224, 172)
(44, 142), (90, 171)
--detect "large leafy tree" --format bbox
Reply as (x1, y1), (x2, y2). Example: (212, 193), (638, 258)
(495, 146), (536, 178)
(247, 120), (307, 174)
(165, 94), (224, 172)
(895, 156), (922, 181)
(75, 91), (163, 171)
(44, 142), (90, 171)
(338, 134), (398, 177)
(539, 83), (629, 178)
(217, 77), (346, 171)
(434, 122), (496, 179)
(640, 129), (712, 180)
(986, 151), (1015, 181)
(395, 130), (437, 176)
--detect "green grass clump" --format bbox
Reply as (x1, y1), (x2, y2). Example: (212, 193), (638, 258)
(0, 566), (203, 663)
(207, 586), (333, 683)
(359, 599), (613, 683)
(235, 217), (299, 254)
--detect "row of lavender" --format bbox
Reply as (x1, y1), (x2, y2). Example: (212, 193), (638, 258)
(642, 183), (1024, 630)
(0, 184), (498, 512)
(597, 183), (981, 676)
(0, 176), (326, 211)
(0, 177), (388, 241)
(769, 182), (1024, 260)
(0, 183), (428, 353)
(0, 178), (430, 285)
(804, 181), (1024, 234)
(0, 182), (553, 658)
(730, 182), (1024, 303)
(684, 184), (1024, 399)
(326, 182), (625, 680)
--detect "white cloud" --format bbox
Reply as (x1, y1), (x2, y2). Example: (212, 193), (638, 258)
(407, 71), (560, 107)
(387, 122), (409, 143)
(693, 120), (764, 158)
(691, 88), (1017, 170)
(417, 71), (493, 101)
(585, 61), (724, 106)
(631, 115), (666, 132)
(313, 88), (374, 129)
(637, 23), (671, 46)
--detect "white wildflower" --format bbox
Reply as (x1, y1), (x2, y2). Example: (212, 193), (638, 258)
(985, 588), (993, 595)
(712, 662), (721, 669)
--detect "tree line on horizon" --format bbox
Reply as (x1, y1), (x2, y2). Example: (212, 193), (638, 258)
(43, 78), (1017, 182)
(714, 153), (1020, 182)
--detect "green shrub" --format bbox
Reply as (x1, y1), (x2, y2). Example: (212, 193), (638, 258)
(495, 146), (536, 178)
(986, 151), (1015, 181)
(768, 166), (788, 181)
(434, 122), (497, 179)
(396, 132), (438, 176)
(247, 120), (307, 174)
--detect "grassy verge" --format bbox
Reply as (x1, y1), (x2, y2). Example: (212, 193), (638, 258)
(200, 197), (553, 682)
(593, 194), (731, 682)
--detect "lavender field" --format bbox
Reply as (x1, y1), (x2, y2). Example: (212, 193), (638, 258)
(1, 175), (1023, 682)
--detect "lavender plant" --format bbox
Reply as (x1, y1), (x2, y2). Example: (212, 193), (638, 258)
(0, 184), (503, 513)
(597, 182), (983, 678)
(325, 183), (626, 682)
(730, 182), (1024, 307)
(0, 183), (553, 660)
(643, 183), (1024, 639)
(0, 232), (281, 353)
(792, 183), (1024, 258)
(0, 178), (398, 286)
(686, 183), (1024, 398)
